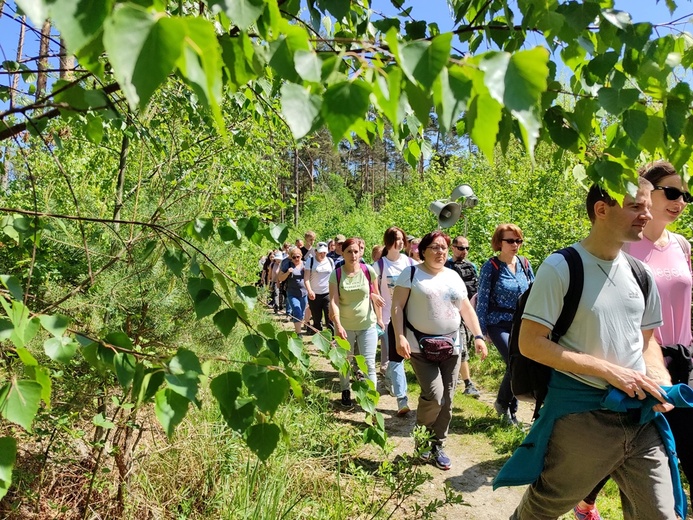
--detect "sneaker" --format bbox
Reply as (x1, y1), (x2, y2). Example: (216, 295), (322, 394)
(573, 505), (602, 520)
(415, 440), (432, 462)
(397, 405), (410, 417)
(433, 446), (451, 471)
(354, 369), (366, 382)
(340, 390), (352, 407)
(463, 382), (481, 398)
(419, 449), (432, 462)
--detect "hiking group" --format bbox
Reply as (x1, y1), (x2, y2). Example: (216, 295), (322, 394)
(258, 160), (693, 520)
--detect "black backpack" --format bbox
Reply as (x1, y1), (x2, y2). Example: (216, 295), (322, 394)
(509, 247), (650, 420)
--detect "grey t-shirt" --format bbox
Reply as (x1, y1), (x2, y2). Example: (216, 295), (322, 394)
(522, 243), (662, 389)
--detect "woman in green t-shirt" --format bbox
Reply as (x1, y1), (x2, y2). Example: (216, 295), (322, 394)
(329, 238), (384, 407)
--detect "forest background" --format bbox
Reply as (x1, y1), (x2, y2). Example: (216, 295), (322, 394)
(2, 0), (693, 518)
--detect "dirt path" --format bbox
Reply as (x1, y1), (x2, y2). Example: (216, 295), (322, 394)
(287, 313), (534, 520)
(352, 375), (528, 519)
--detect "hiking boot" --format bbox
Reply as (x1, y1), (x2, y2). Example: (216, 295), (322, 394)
(433, 446), (451, 471)
(573, 505), (602, 520)
(463, 381), (481, 398)
(340, 390), (352, 407)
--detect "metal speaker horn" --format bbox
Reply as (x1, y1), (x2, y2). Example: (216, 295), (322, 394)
(451, 184), (479, 209)
(429, 200), (462, 228)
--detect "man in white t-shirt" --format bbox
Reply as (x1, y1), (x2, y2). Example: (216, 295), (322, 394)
(508, 180), (676, 519)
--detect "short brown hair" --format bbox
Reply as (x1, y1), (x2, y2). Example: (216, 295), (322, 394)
(491, 224), (524, 252)
(419, 231), (451, 261)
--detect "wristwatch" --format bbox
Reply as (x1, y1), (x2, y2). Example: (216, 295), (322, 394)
(474, 335), (485, 341)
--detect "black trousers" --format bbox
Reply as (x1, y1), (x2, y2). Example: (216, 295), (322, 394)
(308, 292), (332, 332)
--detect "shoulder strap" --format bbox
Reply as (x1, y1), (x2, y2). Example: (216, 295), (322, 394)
(360, 263), (373, 294)
(551, 247), (584, 342)
(623, 252), (650, 300)
(377, 257), (385, 285)
(488, 256), (501, 297)
(403, 266), (420, 334)
(517, 255), (531, 282)
(328, 257), (335, 269)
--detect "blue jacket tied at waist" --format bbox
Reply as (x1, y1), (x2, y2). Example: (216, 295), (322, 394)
(493, 371), (693, 519)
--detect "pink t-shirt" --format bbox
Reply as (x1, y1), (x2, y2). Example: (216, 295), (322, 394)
(625, 234), (692, 347)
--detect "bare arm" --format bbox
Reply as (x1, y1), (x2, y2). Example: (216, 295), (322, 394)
(370, 279), (384, 328)
(459, 299), (488, 360)
(277, 267), (292, 282)
(643, 329), (672, 386)
(391, 285), (411, 359)
(304, 269), (315, 300)
(519, 319), (670, 408)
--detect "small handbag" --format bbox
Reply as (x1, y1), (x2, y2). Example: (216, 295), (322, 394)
(414, 333), (456, 363)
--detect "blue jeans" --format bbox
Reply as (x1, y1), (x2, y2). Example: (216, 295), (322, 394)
(287, 294), (307, 322)
(487, 322), (517, 414)
(341, 326), (378, 391)
(382, 327), (408, 402)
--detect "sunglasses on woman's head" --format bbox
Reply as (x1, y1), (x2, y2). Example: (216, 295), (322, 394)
(654, 186), (693, 203)
(501, 238), (523, 245)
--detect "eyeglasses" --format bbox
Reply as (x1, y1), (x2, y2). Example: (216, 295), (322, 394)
(453, 245), (470, 251)
(501, 238), (524, 245)
(654, 186), (693, 203)
(291, 255), (302, 259)
(426, 245), (448, 252)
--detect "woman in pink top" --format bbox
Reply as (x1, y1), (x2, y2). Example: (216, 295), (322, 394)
(574, 161), (693, 520)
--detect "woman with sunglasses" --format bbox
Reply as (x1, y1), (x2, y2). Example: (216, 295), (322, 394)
(476, 223), (534, 426)
(329, 237), (384, 406)
(278, 246), (308, 336)
(391, 231), (487, 470)
(573, 161), (693, 520)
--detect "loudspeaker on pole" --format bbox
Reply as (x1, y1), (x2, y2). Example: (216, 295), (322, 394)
(428, 200), (462, 228)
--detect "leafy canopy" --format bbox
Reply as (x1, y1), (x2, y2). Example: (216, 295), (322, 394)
(8, 0), (693, 194)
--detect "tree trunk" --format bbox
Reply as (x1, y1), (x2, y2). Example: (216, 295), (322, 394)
(11, 16), (26, 109)
(36, 20), (51, 101)
(0, 144), (8, 190)
(279, 174), (285, 224)
(293, 148), (299, 226)
(111, 135), (129, 253)
(418, 148), (424, 181)
(309, 155), (314, 192)
(59, 37), (74, 80)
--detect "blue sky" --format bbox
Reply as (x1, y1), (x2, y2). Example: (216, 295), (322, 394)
(370, 0), (693, 29)
(1, 0), (693, 110)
